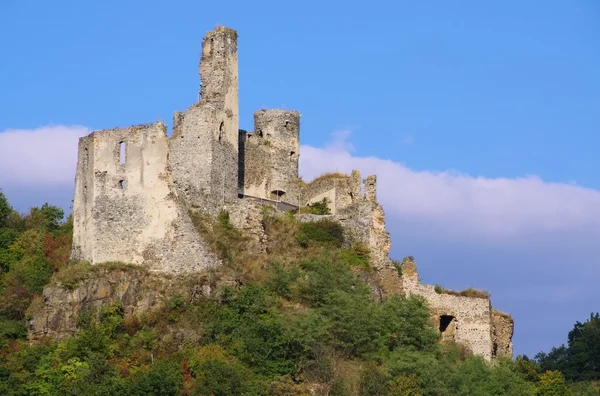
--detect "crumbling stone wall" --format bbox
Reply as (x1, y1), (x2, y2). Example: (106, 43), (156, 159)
(401, 257), (511, 361)
(70, 123), (219, 274)
(169, 26), (239, 214)
(299, 170), (362, 214)
(223, 199), (267, 254)
(492, 309), (514, 358)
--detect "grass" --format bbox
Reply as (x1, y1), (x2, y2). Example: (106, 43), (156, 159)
(493, 309), (513, 319)
(51, 260), (145, 291)
(434, 285), (490, 299)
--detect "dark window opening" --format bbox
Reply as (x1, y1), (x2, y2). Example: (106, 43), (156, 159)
(290, 151), (295, 160)
(256, 128), (263, 138)
(270, 190), (286, 201)
(119, 180), (126, 190)
(285, 121), (289, 128)
(439, 315), (455, 333)
(219, 121), (224, 143)
(119, 141), (126, 164)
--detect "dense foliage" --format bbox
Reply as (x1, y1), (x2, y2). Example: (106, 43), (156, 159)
(0, 191), (590, 394)
(533, 312), (600, 394)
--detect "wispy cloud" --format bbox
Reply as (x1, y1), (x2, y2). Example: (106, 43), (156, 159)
(300, 130), (600, 241)
(0, 125), (89, 186)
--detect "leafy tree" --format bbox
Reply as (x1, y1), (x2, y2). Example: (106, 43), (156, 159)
(0, 191), (11, 228)
(536, 312), (600, 382)
(533, 370), (572, 396)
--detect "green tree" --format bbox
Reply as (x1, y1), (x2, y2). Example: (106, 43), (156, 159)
(533, 370), (572, 396)
(0, 191), (11, 228)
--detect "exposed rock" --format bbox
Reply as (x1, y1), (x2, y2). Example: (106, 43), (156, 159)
(27, 266), (216, 341)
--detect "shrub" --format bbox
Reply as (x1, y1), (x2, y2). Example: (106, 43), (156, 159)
(296, 219), (344, 248)
(189, 345), (265, 396)
(298, 198), (331, 215)
(338, 243), (370, 269)
(189, 210), (249, 266)
(0, 318), (27, 339)
(52, 260), (92, 290)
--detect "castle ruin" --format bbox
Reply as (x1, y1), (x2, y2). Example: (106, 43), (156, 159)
(68, 26), (513, 361)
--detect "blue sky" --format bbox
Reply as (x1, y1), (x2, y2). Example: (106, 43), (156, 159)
(1, 0), (599, 357)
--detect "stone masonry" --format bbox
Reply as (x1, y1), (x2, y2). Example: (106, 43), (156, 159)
(69, 25), (513, 360)
(401, 257), (514, 361)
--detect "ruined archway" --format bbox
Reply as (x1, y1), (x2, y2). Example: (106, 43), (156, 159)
(439, 315), (456, 341)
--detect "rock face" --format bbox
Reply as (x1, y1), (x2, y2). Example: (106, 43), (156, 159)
(27, 266), (215, 341)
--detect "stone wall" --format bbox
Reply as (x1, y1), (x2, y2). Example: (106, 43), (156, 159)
(70, 122), (219, 275)
(401, 257), (513, 361)
(223, 199), (267, 254)
(299, 170), (362, 214)
(492, 309), (514, 358)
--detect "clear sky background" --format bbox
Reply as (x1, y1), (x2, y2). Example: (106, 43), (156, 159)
(1, 0), (599, 357)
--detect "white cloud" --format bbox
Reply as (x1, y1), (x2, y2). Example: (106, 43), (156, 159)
(3, 125), (600, 241)
(300, 130), (600, 240)
(0, 125), (89, 186)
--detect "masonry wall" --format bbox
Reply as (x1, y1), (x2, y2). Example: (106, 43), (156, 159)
(492, 309), (514, 358)
(70, 122), (219, 274)
(169, 26), (239, 214)
(300, 170), (362, 214)
(401, 258), (495, 361)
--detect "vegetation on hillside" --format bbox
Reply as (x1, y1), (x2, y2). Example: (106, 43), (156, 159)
(0, 190), (593, 394)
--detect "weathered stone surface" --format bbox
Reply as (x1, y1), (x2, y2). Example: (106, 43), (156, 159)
(224, 199), (267, 254)
(401, 257), (512, 361)
(492, 309), (514, 358)
(298, 170), (362, 215)
(27, 267), (215, 341)
(240, 110), (301, 205)
(70, 122), (219, 275)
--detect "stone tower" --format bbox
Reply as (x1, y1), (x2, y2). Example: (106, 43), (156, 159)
(169, 26), (239, 213)
(239, 110), (301, 205)
(255, 109), (300, 202)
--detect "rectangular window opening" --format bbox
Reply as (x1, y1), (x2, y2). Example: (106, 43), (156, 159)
(119, 180), (126, 190)
(119, 141), (126, 164)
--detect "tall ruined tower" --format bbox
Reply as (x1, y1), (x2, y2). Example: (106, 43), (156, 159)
(169, 27), (239, 212)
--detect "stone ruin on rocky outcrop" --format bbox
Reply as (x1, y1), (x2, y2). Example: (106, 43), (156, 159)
(35, 26), (513, 361)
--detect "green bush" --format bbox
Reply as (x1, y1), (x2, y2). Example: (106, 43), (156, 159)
(338, 243), (370, 269)
(296, 219), (344, 248)
(52, 260), (92, 290)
